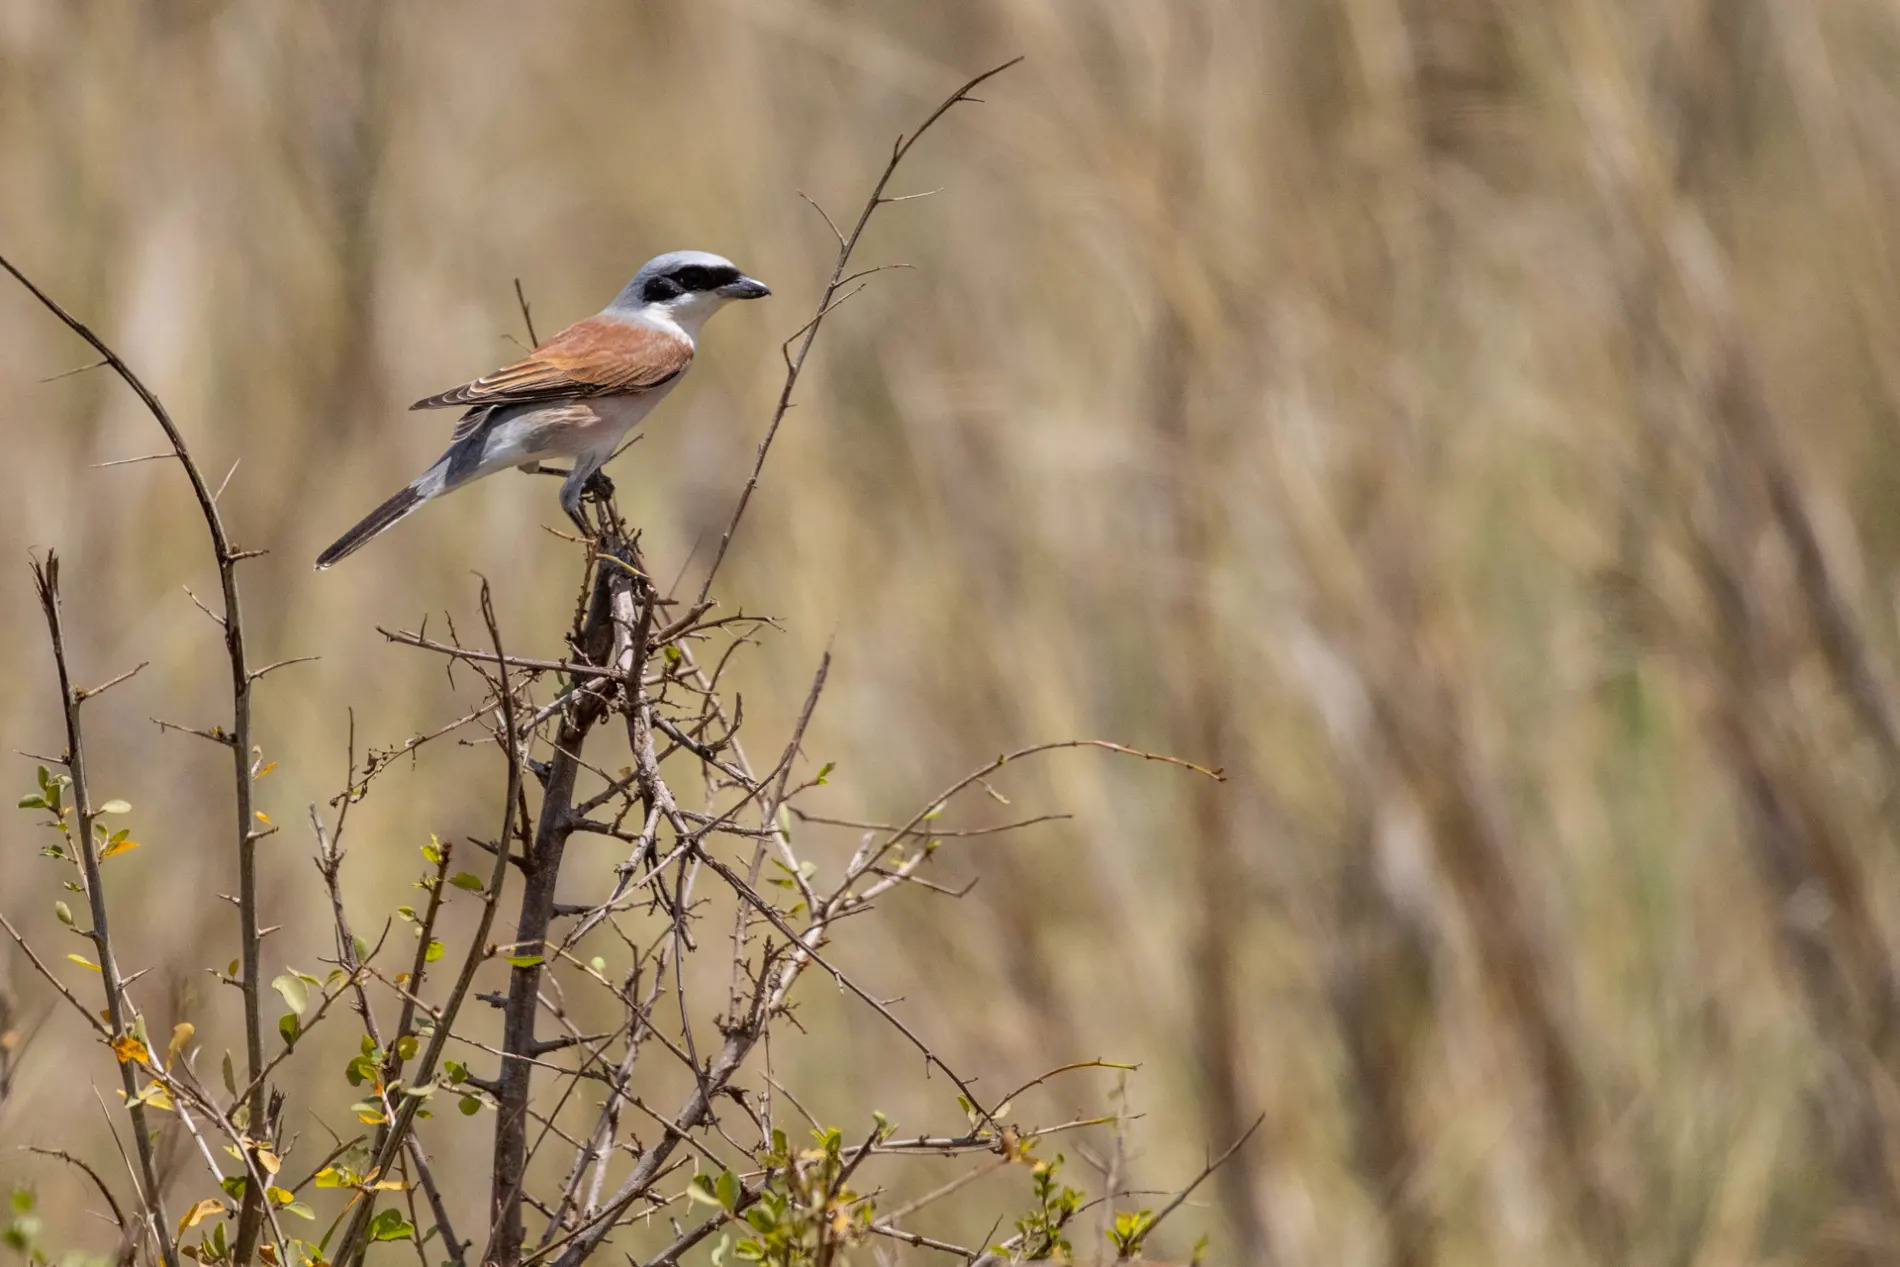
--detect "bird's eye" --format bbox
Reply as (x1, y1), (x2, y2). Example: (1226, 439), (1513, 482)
(642, 276), (685, 304)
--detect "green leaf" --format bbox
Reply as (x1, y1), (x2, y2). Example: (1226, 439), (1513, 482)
(686, 1176), (721, 1207)
(502, 954), (543, 969)
(397, 1035), (419, 1061)
(283, 1202), (315, 1221)
(278, 1012), (301, 1046)
(424, 939), (445, 963)
(816, 761), (835, 785)
(444, 1061), (467, 1084)
(272, 974), (310, 1016)
(368, 1209), (415, 1242)
(449, 872), (484, 892)
(421, 840), (441, 865)
(10, 1190), (32, 1214)
(17, 794), (45, 810)
(52, 901), (72, 926)
(222, 1050), (238, 1098)
(97, 799), (132, 815)
(714, 1169), (740, 1212)
(458, 1096), (481, 1117)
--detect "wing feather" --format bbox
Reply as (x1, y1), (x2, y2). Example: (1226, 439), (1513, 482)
(411, 315), (693, 411)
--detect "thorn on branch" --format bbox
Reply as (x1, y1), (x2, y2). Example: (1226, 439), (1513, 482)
(249, 655), (320, 683)
(75, 661), (148, 702)
(182, 586), (227, 629)
(89, 451), (173, 469)
(152, 717), (236, 747)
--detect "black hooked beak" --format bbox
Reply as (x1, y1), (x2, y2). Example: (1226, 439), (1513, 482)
(717, 275), (771, 300)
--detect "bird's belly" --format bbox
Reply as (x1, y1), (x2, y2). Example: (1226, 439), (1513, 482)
(483, 391), (669, 468)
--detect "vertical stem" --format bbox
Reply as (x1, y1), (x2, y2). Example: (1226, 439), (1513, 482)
(228, 583), (265, 1264)
(33, 556), (179, 1267)
(488, 541), (648, 1266)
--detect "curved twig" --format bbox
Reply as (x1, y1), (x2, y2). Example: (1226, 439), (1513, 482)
(0, 248), (269, 1262)
(694, 57), (1023, 604)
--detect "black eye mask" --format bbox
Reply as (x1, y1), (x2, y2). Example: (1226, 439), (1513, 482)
(641, 276), (685, 304)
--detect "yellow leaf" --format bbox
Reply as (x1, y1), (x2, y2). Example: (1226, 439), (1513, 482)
(369, 1180), (405, 1192)
(266, 1186), (293, 1205)
(255, 762), (278, 779)
(176, 1198), (225, 1236)
(101, 837), (141, 859)
(168, 1022), (196, 1062)
(144, 1083), (175, 1112)
(256, 1147), (282, 1176)
(255, 811), (272, 825)
(67, 954), (100, 972)
(111, 1034), (151, 1066)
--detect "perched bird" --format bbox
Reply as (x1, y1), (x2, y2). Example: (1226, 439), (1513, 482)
(314, 250), (770, 569)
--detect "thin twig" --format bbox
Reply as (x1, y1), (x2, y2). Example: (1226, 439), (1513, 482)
(695, 57), (1023, 604)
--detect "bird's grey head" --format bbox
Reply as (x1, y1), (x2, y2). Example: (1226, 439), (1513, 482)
(610, 250), (770, 336)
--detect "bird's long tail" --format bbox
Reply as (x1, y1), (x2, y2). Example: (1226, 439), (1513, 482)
(314, 464), (445, 569)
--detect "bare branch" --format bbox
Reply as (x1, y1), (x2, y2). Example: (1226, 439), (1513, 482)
(515, 277), (540, 347)
(695, 57), (1024, 604)
(0, 912), (109, 1038)
(21, 1145), (135, 1266)
(249, 655), (321, 682)
(74, 660), (148, 702)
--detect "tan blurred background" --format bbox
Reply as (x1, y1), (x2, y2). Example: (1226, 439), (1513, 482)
(9, 1), (1900, 1263)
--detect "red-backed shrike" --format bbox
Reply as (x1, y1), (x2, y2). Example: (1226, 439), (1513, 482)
(315, 250), (770, 569)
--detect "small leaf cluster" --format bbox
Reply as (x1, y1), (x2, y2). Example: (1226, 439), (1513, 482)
(1106, 1209), (1156, 1259)
(1009, 1152), (1082, 1262)
(18, 766), (138, 866)
(342, 1033), (447, 1125)
(702, 1118), (893, 1266)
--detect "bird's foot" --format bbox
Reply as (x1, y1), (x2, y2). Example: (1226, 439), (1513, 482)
(582, 469), (616, 500)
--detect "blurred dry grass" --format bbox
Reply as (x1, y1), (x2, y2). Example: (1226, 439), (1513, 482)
(7, 0), (1900, 1262)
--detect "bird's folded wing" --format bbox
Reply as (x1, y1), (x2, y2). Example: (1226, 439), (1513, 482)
(410, 315), (693, 411)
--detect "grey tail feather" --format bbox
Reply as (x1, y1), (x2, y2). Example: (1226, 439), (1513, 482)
(314, 481), (432, 570)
